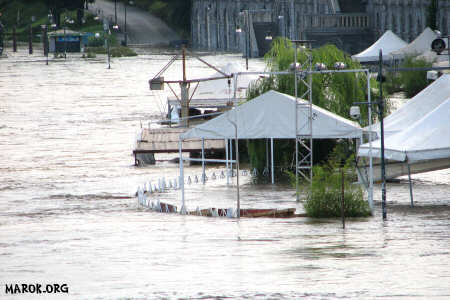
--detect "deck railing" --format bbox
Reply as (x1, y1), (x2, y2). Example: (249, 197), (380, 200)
(302, 13), (371, 29)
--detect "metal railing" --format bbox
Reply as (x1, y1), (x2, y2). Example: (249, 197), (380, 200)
(302, 13), (371, 29)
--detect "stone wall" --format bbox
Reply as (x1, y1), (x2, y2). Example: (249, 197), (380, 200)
(191, 0), (450, 55)
(366, 0), (449, 42)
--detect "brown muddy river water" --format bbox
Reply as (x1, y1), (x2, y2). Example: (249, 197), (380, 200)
(0, 48), (449, 299)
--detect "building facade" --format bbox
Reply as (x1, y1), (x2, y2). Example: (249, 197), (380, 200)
(191, 0), (450, 56)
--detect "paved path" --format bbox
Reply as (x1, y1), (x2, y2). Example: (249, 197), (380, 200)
(89, 0), (180, 45)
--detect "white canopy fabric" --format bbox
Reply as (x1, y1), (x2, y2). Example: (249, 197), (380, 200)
(192, 62), (259, 100)
(352, 30), (407, 62)
(365, 74), (450, 137)
(390, 27), (438, 60)
(181, 90), (362, 140)
(358, 97), (450, 162)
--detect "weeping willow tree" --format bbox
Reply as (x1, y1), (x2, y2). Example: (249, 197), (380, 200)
(247, 38), (376, 180)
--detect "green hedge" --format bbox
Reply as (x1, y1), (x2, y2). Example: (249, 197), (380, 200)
(304, 149), (371, 218)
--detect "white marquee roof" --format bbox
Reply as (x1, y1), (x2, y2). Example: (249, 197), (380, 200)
(352, 30), (407, 62)
(358, 97), (450, 162)
(390, 27), (438, 59)
(181, 90), (362, 140)
(365, 74), (450, 137)
(192, 62), (259, 100)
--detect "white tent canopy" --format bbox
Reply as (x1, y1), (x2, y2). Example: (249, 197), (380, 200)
(390, 27), (438, 60)
(181, 90), (362, 140)
(365, 74), (450, 138)
(358, 97), (450, 162)
(192, 62), (259, 100)
(352, 30), (407, 62)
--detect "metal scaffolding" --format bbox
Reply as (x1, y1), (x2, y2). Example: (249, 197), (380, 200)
(293, 40), (314, 201)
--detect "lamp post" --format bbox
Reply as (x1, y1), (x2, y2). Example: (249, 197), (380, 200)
(123, 1), (133, 46)
(41, 24), (48, 65)
(378, 49), (387, 220)
(103, 19), (111, 69)
(236, 10), (249, 70)
(114, 0), (118, 26)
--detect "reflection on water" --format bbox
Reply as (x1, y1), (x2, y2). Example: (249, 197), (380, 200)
(0, 48), (449, 299)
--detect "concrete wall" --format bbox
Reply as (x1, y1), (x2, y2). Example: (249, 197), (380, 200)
(191, 0), (449, 55)
(366, 0), (449, 42)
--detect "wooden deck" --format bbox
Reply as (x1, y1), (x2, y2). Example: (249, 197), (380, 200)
(134, 127), (225, 154)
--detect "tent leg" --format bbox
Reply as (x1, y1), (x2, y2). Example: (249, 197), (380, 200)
(230, 139), (233, 178)
(271, 138), (274, 184)
(407, 162), (414, 207)
(225, 138), (229, 185)
(202, 138), (205, 184)
(266, 139), (269, 171)
(178, 139), (186, 215)
(179, 139), (186, 214)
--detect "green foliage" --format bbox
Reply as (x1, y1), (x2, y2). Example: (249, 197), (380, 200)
(131, 0), (191, 38)
(257, 39), (372, 121)
(87, 34), (104, 47)
(397, 56), (432, 98)
(246, 39), (378, 179)
(85, 46), (106, 55)
(110, 46), (137, 57)
(304, 148), (371, 218)
(148, 1), (168, 19)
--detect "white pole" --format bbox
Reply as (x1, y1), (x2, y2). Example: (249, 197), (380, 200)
(367, 70), (374, 211)
(271, 138), (274, 184)
(225, 138), (229, 185)
(230, 139), (233, 177)
(179, 139), (186, 214)
(294, 42), (299, 201)
(201, 138), (205, 184)
(407, 161), (414, 207)
(234, 73), (240, 218)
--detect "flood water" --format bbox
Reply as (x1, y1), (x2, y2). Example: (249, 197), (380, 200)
(1, 48), (449, 300)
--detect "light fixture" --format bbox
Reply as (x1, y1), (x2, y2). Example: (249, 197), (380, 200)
(431, 38), (446, 54)
(236, 25), (242, 33)
(94, 15), (100, 20)
(113, 24), (119, 30)
(289, 62), (301, 71)
(265, 31), (272, 40)
(334, 62), (346, 70)
(349, 106), (361, 120)
(278, 15), (284, 19)
(315, 63), (327, 71)
(51, 23), (57, 28)
(95, 32), (101, 38)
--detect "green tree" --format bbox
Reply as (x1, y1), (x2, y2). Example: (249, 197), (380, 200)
(246, 38), (376, 178)
(398, 56), (433, 98)
(303, 148), (371, 218)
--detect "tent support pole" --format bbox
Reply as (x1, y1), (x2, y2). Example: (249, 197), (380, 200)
(407, 161), (414, 207)
(225, 138), (229, 185)
(230, 139), (233, 178)
(366, 69), (374, 212)
(266, 139), (269, 171)
(234, 73), (240, 219)
(294, 42), (299, 202)
(271, 138), (274, 184)
(179, 139), (186, 214)
(201, 138), (205, 184)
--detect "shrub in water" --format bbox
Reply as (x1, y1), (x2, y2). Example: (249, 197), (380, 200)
(304, 149), (371, 218)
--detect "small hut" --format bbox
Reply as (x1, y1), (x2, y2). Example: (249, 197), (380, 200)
(48, 29), (89, 53)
